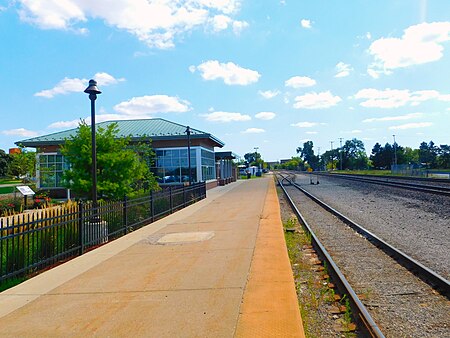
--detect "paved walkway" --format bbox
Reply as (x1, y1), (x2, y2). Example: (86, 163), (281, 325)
(0, 176), (304, 337)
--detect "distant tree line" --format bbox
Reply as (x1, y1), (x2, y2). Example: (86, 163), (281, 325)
(370, 141), (450, 169)
(274, 139), (450, 171)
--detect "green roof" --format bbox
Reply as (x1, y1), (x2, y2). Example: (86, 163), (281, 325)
(17, 118), (225, 148)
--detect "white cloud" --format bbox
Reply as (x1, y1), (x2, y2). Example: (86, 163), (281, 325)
(241, 128), (265, 134)
(335, 62), (353, 78)
(195, 60), (260, 85)
(366, 32), (372, 40)
(351, 129), (362, 134)
(293, 91), (342, 109)
(114, 95), (191, 115)
(255, 112), (276, 120)
(389, 122), (433, 130)
(258, 89), (280, 99)
(95, 72), (125, 86)
(363, 112), (424, 123)
(290, 122), (318, 128)
(305, 131), (318, 135)
(2, 128), (40, 137)
(188, 65), (196, 73)
(300, 19), (312, 29)
(47, 119), (81, 129)
(368, 22), (450, 75)
(35, 72), (124, 98)
(232, 20), (249, 34)
(17, 0), (244, 49)
(35, 77), (85, 98)
(210, 14), (231, 32)
(201, 111), (251, 122)
(354, 88), (450, 108)
(285, 76), (316, 88)
(354, 88), (410, 108)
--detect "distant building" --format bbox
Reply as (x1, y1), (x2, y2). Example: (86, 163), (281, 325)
(279, 159), (291, 164)
(16, 118), (226, 195)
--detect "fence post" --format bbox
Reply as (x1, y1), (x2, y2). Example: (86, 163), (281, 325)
(123, 195), (128, 234)
(78, 202), (84, 255)
(183, 185), (186, 207)
(150, 190), (155, 222)
(169, 186), (173, 214)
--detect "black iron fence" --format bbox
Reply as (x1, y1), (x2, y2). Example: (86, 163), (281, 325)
(0, 182), (206, 289)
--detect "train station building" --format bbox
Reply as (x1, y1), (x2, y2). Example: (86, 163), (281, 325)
(16, 118), (237, 196)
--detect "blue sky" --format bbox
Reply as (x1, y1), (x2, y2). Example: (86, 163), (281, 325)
(1, 0), (449, 161)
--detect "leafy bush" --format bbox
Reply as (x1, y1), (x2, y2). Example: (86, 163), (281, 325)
(0, 198), (22, 216)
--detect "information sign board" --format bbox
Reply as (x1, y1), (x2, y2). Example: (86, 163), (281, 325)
(16, 185), (35, 196)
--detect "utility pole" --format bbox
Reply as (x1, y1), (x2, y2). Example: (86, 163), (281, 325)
(330, 141), (334, 170)
(339, 138), (343, 171)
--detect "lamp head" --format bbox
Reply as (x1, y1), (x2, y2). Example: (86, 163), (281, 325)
(84, 79), (102, 95)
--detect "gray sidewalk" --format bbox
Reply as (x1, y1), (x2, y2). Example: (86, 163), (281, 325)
(0, 179), (272, 337)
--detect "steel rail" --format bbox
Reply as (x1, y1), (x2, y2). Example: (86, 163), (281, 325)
(276, 174), (385, 338)
(285, 173), (450, 299)
(318, 173), (450, 196)
(322, 172), (450, 184)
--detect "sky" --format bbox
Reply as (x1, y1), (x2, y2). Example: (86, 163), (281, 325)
(0, 0), (449, 162)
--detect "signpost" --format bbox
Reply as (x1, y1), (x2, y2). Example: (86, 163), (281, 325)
(16, 185), (35, 210)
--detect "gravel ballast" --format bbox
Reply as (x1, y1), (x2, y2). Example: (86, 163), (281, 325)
(294, 173), (450, 280)
(281, 174), (450, 337)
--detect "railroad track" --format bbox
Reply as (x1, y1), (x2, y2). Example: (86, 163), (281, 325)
(316, 172), (450, 196)
(276, 172), (450, 338)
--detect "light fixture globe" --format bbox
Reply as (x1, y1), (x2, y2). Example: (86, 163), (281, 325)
(84, 79), (102, 95)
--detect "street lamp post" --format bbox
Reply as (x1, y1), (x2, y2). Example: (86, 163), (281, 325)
(185, 126), (192, 185)
(84, 80), (101, 211)
(339, 138), (343, 171)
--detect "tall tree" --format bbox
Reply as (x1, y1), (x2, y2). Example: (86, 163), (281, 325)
(296, 141), (319, 169)
(7, 148), (36, 179)
(341, 138), (369, 170)
(61, 121), (158, 200)
(419, 141), (438, 168)
(0, 149), (12, 177)
(370, 143), (384, 169)
(437, 144), (450, 169)
(244, 152), (261, 166)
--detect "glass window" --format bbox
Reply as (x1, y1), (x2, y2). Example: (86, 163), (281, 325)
(38, 154), (66, 188)
(151, 148), (197, 184)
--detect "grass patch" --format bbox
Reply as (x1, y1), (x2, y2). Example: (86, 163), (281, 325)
(332, 170), (392, 176)
(239, 174), (263, 180)
(0, 186), (15, 194)
(283, 217), (336, 337)
(0, 179), (21, 185)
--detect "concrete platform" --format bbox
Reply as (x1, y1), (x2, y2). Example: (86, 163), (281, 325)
(0, 176), (304, 337)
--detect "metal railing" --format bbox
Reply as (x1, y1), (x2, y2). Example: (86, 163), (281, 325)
(0, 182), (206, 288)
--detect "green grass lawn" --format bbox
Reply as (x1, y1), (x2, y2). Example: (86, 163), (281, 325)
(0, 178), (21, 185)
(0, 186), (15, 194)
(332, 170), (392, 176)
